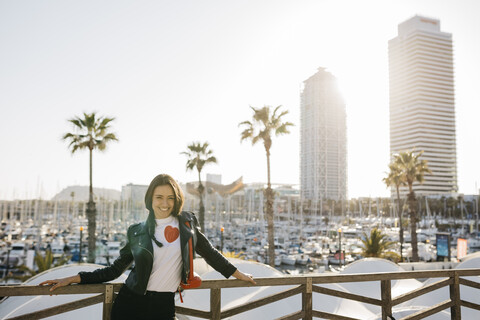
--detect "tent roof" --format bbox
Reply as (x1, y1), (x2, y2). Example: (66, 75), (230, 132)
(0, 264), (128, 320)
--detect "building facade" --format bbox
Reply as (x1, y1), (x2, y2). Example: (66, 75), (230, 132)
(388, 15), (458, 195)
(300, 68), (347, 201)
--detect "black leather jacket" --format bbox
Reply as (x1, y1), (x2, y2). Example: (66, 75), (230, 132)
(78, 211), (236, 295)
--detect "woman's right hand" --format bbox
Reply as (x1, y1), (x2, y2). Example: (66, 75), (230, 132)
(39, 275), (81, 292)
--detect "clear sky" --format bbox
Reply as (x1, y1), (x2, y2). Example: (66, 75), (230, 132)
(1, 0), (479, 200)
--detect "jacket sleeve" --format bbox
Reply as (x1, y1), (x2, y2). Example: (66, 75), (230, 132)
(192, 214), (237, 278)
(78, 228), (134, 284)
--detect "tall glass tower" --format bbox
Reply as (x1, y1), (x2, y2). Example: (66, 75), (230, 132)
(388, 16), (458, 195)
(300, 68), (347, 201)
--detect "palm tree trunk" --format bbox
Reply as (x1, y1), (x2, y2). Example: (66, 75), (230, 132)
(197, 170), (205, 232)
(408, 189), (419, 262)
(265, 148), (275, 267)
(89, 146), (93, 203)
(87, 147), (96, 263)
(396, 186), (404, 262)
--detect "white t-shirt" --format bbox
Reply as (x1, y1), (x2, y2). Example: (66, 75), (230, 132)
(146, 215), (182, 292)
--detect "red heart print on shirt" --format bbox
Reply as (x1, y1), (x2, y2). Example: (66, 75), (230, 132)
(165, 226), (180, 243)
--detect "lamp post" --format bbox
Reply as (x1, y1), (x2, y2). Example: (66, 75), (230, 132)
(220, 227), (224, 254)
(79, 226), (83, 264)
(475, 197), (479, 238)
(338, 228), (342, 267)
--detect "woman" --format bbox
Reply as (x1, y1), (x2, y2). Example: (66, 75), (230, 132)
(40, 174), (255, 319)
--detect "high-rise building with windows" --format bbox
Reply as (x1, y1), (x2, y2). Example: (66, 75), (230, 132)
(300, 67), (347, 201)
(388, 15), (458, 195)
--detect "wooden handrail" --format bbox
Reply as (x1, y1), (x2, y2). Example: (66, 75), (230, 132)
(1, 268), (480, 320)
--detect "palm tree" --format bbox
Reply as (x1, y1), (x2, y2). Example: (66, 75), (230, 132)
(181, 142), (217, 231)
(239, 105), (293, 267)
(383, 161), (406, 261)
(63, 112), (118, 263)
(360, 228), (399, 262)
(394, 150), (431, 262)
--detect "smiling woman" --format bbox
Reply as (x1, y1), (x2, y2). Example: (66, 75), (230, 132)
(39, 173), (256, 320)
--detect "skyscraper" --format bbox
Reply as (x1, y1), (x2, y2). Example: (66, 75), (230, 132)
(388, 15), (458, 195)
(300, 68), (347, 201)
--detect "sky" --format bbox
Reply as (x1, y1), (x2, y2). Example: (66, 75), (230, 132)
(0, 0), (479, 200)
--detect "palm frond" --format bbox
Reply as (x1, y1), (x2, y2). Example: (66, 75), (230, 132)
(63, 112), (118, 155)
(238, 120), (253, 127)
(239, 105), (293, 150)
(392, 149), (431, 190)
(275, 121), (294, 135)
(182, 141), (217, 174)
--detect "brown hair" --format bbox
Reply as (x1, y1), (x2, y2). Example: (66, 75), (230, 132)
(144, 173), (185, 216)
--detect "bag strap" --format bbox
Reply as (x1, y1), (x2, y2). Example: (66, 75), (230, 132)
(185, 221), (194, 281)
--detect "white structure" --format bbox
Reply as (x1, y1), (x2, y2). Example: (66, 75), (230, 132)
(179, 258), (376, 320)
(0, 264), (128, 320)
(300, 67), (347, 201)
(388, 15), (458, 196)
(2, 258), (479, 319)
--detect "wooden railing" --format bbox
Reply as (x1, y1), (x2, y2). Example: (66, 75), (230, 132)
(1, 269), (480, 320)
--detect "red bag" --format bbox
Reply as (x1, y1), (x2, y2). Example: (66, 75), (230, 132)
(180, 271), (202, 289)
(180, 221), (202, 290)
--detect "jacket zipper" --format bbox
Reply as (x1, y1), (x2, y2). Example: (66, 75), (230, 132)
(138, 245), (154, 258)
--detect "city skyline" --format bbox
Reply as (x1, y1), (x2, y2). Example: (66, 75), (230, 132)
(1, 1), (479, 200)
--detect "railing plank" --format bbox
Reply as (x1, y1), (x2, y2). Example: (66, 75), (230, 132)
(400, 300), (453, 320)
(275, 310), (304, 320)
(175, 306), (211, 319)
(210, 288), (221, 320)
(450, 272), (461, 319)
(381, 280), (392, 320)
(220, 285), (304, 318)
(392, 278), (452, 306)
(0, 283), (123, 296)
(102, 284), (114, 320)
(303, 277), (313, 320)
(5, 293), (104, 320)
(312, 285), (382, 306)
(459, 277), (480, 290)
(309, 270), (457, 284)
(460, 299), (480, 312)
(311, 310), (360, 320)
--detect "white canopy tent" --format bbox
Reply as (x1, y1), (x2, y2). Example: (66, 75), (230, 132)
(1, 257), (479, 319)
(178, 258), (376, 320)
(398, 254), (480, 319)
(0, 264), (128, 320)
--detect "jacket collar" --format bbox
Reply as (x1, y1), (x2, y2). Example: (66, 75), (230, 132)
(178, 211), (193, 223)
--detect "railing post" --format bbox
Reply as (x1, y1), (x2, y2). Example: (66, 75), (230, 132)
(211, 288), (221, 320)
(102, 284), (114, 320)
(450, 272), (461, 320)
(381, 279), (392, 320)
(302, 277), (313, 320)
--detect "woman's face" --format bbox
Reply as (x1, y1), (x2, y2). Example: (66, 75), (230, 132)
(152, 184), (175, 219)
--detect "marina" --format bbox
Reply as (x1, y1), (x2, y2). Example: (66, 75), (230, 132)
(1, 190), (479, 282)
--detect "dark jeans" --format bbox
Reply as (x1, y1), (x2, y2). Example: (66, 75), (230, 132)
(111, 285), (176, 320)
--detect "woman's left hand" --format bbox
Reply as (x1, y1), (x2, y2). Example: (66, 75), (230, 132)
(232, 269), (256, 285)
